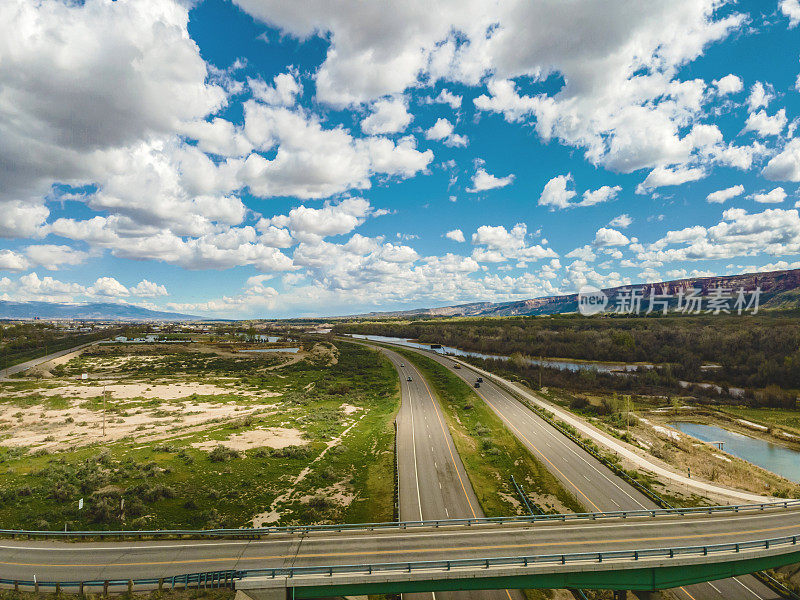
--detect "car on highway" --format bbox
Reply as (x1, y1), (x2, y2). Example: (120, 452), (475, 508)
(474, 382), (480, 388)
(400, 363), (404, 367)
(453, 364), (460, 369)
(407, 376), (412, 381)
(476, 377), (483, 383)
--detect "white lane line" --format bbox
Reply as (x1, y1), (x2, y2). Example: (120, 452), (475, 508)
(408, 379), (424, 522)
(733, 577), (765, 599)
(707, 582), (722, 595)
(448, 359), (630, 509)
(496, 391), (650, 509)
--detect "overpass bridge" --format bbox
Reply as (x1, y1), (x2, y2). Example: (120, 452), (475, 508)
(2, 502), (800, 597)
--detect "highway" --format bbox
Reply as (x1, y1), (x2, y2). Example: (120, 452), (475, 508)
(383, 346), (523, 600)
(0, 341), (794, 599)
(0, 507), (798, 584)
(400, 346), (783, 600)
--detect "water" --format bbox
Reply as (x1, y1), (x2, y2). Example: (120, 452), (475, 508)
(242, 347), (300, 353)
(239, 334), (282, 343)
(669, 422), (800, 482)
(348, 334), (649, 373)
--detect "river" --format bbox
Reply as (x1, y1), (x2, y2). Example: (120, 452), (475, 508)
(669, 422), (800, 482)
(348, 334), (649, 373)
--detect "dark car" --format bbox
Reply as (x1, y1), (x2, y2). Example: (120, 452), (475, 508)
(407, 376), (412, 381)
(474, 382), (480, 388)
(476, 377), (483, 383)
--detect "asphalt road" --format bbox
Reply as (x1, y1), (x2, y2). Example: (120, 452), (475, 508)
(0, 341), (791, 599)
(383, 346), (523, 600)
(0, 508), (798, 583)
(409, 348), (783, 600)
(0, 341), (97, 379)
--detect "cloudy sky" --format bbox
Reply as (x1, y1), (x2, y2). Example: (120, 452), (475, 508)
(1, 0), (799, 318)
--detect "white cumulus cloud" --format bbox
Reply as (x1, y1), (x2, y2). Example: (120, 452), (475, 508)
(706, 184), (744, 203)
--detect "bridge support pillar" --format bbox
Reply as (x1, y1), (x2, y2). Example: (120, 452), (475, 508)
(235, 588), (289, 600)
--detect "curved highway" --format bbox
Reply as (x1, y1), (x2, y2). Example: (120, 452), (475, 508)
(0, 341), (794, 600)
(396, 345), (784, 600)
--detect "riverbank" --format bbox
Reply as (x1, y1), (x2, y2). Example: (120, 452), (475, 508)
(537, 391), (800, 499)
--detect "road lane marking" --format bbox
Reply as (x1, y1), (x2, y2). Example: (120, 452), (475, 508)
(505, 398), (649, 509)
(679, 587), (698, 600)
(423, 351), (649, 511)
(469, 385), (601, 512)
(4, 510), (795, 552)
(5, 520), (799, 568)
(407, 378), (424, 522)
(733, 577), (765, 599)
(417, 369), (478, 519)
(454, 360), (649, 510)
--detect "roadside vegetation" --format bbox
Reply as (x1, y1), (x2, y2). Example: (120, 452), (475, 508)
(394, 348), (583, 515)
(0, 322), (126, 370)
(532, 387), (800, 500)
(0, 340), (399, 530)
(335, 313), (800, 399)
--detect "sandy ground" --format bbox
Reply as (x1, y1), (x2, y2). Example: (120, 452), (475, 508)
(0, 398), (278, 451)
(252, 413), (365, 526)
(34, 381), (271, 400)
(191, 427), (305, 451)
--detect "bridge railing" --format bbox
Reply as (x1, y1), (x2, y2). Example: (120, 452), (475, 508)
(1, 499), (798, 540)
(5, 534), (799, 591)
(239, 534), (800, 580)
(0, 570), (240, 593)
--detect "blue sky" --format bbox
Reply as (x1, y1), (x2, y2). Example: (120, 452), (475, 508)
(0, 0), (799, 318)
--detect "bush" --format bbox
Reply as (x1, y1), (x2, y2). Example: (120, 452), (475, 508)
(208, 445), (240, 462)
(569, 395), (590, 410)
(308, 495), (334, 509)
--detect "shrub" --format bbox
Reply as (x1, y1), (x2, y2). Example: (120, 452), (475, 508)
(208, 445), (240, 462)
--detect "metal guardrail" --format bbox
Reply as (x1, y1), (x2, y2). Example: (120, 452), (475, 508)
(0, 570), (240, 592)
(753, 571), (800, 600)
(6, 534), (800, 590)
(2, 500), (798, 540)
(236, 534), (800, 580)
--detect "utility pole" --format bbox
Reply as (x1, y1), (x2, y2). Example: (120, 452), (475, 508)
(102, 387), (108, 437)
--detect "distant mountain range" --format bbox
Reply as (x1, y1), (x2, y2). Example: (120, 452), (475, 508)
(345, 268), (800, 319)
(0, 301), (202, 321)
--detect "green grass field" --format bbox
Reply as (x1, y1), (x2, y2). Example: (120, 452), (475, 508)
(0, 341), (399, 530)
